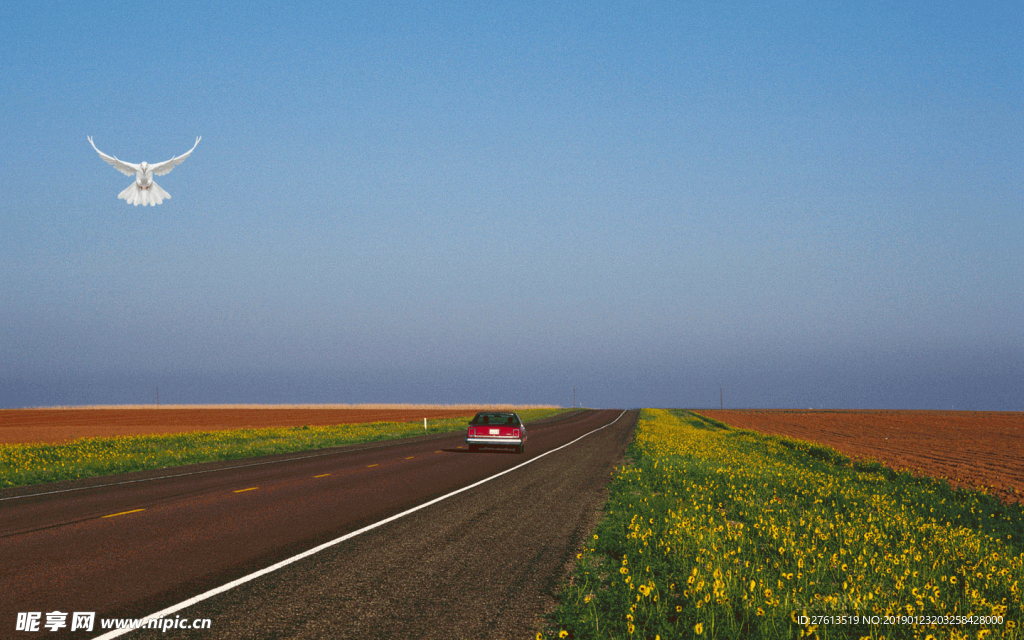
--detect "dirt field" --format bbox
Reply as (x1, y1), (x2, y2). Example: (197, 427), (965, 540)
(697, 410), (1024, 504)
(0, 406), (530, 445)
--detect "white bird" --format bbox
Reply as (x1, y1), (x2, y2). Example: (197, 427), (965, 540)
(88, 136), (201, 206)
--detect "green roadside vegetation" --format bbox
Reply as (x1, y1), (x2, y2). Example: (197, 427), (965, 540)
(543, 409), (1023, 640)
(0, 407), (571, 489)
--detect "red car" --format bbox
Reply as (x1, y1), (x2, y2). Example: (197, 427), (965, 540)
(465, 412), (526, 454)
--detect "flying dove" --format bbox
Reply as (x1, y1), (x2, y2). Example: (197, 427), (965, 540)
(88, 136), (201, 206)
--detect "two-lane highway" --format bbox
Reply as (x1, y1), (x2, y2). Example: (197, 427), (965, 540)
(2, 409), (636, 638)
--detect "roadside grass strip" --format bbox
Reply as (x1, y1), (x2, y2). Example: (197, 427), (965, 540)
(545, 409), (1023, 640)
(0, 408), (571, 489)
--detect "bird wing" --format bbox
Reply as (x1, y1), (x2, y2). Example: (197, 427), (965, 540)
(87, 136), (140, 176)
(150, 136), (201, 176)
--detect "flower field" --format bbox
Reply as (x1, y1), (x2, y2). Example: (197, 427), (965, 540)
(0, 408), (569, 488)
(545, 409), (1023, 639)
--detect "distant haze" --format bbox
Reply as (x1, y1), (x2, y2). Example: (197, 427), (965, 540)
(2, 2), (1021, 410)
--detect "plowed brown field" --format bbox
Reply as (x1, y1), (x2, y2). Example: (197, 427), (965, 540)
(697, 410), (1024, 504)
(0, 407), (502, 445)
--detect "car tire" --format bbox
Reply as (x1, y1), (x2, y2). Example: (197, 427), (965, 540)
(468, 444), (478, 452)
(517, 443), (525, 454)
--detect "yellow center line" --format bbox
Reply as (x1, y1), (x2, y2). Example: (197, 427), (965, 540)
(233, 487), (259, 493)
(435, 450), (442, 453)
(405, 456), (415, 460)
(102, 508), (145, 519)
(314, 473), (330, 478)
(367, 464), (378, 468)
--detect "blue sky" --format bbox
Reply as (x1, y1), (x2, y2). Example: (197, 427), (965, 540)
(1, 1), (1021, 409)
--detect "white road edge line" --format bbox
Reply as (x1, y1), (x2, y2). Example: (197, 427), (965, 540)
(90, 409), (628, 639)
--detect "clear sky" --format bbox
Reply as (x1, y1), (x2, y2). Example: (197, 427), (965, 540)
(1, 1), (1021, 409)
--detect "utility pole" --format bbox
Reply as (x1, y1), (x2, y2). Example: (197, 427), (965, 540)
(573, 386), (576, 409)
(157, 386), (160, 408)
(720, 387), (723, 410)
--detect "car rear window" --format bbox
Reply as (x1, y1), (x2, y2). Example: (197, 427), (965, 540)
(471, 413), (520, 425)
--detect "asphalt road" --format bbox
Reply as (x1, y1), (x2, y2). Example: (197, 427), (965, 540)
(2, 409), (637, 639)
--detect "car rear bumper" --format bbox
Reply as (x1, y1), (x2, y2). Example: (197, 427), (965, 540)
(466, 437), (524, 446)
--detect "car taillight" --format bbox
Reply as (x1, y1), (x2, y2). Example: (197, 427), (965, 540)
(513, 429), (520, 438)
(470, 427), (476, 437)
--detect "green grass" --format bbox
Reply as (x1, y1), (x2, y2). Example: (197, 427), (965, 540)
(0, 408), (572, 489)
(543, 409), (1023, 640)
